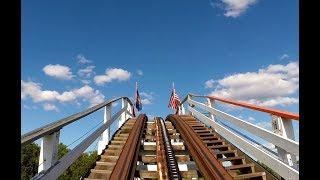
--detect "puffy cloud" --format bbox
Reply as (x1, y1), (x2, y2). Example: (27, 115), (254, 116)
(94, 68), (131, 85)
(21, 80), (59, 102)
(56, 91), (77, 102)
(77, 54), (92, 64)
(137, 70), (143, 76)
(140, 92), (153, 100)
(43, 103), (59, 112)
(43, 64), (74, 80)
(141, 99), (152, 105)
(248, 97), (299, 107)
(248, 116), (255, 122)
(72, 85), (105, 106)
(255, 121), (271, 130)
(220, 0), (257, 18)
(112, 102), (119, 107)
(21, 80), (105, 107)
(140, 92), (154, 105)
(207, 61), (299, 107)
(78, 65), (95, 78)
(280, 54), (289, 60)
(81, 80), (91, 84)
(205, 79), (215, 88)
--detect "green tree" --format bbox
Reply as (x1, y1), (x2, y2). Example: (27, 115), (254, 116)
(21, 142), (98, 180)
(58, 151), (98, 180)
(21, 143), (40, 180)
(58, 143), (69, 159)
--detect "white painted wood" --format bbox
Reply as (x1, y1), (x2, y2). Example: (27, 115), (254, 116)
(271, 115), (297, 167)
(126, 102), (132, 118)
(33, 106), (127, 180)
(206, 98), (216, 122)
(38, 131), (60, 173)
(125, 110), (134, 118)
(120, 98), (129, 127)
(180, 104), (186, 115)
(188, 99), (299, 156)
(189, 107), (299, 180)
(97, 104), (112, 155)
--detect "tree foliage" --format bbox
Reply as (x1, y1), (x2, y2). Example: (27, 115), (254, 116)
(21, 143), (40, 180)
(21, 142), (98, 180)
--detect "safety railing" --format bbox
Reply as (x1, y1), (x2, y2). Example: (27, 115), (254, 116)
(179, 93), (299, 180)
(21, 97), (135, 180)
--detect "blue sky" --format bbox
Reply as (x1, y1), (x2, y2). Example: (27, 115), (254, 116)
(22, 0), (299, 151)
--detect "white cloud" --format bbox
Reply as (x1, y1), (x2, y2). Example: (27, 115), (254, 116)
(248, 116), (255, 122)
(112, 102), (119, 107)
(220, 0), (257, 18)
(94, 68), (131, 85)
(21, 80), (105, 107)
(141, 99), (152, 105)
(77, 54), (92, 64)
(255, 121), (271, 130)
(208, 61), (299, 107)
(21, 80), (59, 102)
(280, 54), (289, 60)
(43, 103), (59, 112)
(248, 97), (299, 107)
(43, 64), (74, 80)
(72, 85), (105, 106)
(205, 79), (215, 88)
(56, 91), (77, 102)
(77, 65), (95, 78)
(140, 92), (154, 105)
(137, 70), (143, 76)
(140, 92), (153, 100)
(81, 80), (91, 84)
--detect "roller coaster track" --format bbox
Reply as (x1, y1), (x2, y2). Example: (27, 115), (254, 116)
(22, 95), (299, 180)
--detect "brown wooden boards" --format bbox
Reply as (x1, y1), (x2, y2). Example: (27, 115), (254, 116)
(167, 114), (234, 180)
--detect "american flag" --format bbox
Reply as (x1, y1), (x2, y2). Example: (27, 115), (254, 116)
(168, 85), (180, 111)
(135, 82), (142, 111)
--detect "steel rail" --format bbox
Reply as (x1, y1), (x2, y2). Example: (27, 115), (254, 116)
(21, 97), (133, 146)
(167, 114), (233, 180)
(159, 117), (181, 180)
(109, 114), (147, 180)
(155, 117), (170, 180)
(186, 93), (299, 120)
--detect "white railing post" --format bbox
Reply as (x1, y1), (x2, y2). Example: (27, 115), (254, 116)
(271, 115), (297, 167)
(97, 104), (112, 155)
(180, 104), (185, 115)
(187, 95), (193, 116)
(38, 131), (60, 173)
(206, 98), (215, 121)
(127, 101), (132, 118)
(119, 98), (128, 128)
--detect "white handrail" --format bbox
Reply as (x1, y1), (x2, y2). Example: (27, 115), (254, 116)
(189, 106), (299, 180)
(32, 104), (128, 180)
(187, 98), (299, 156)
